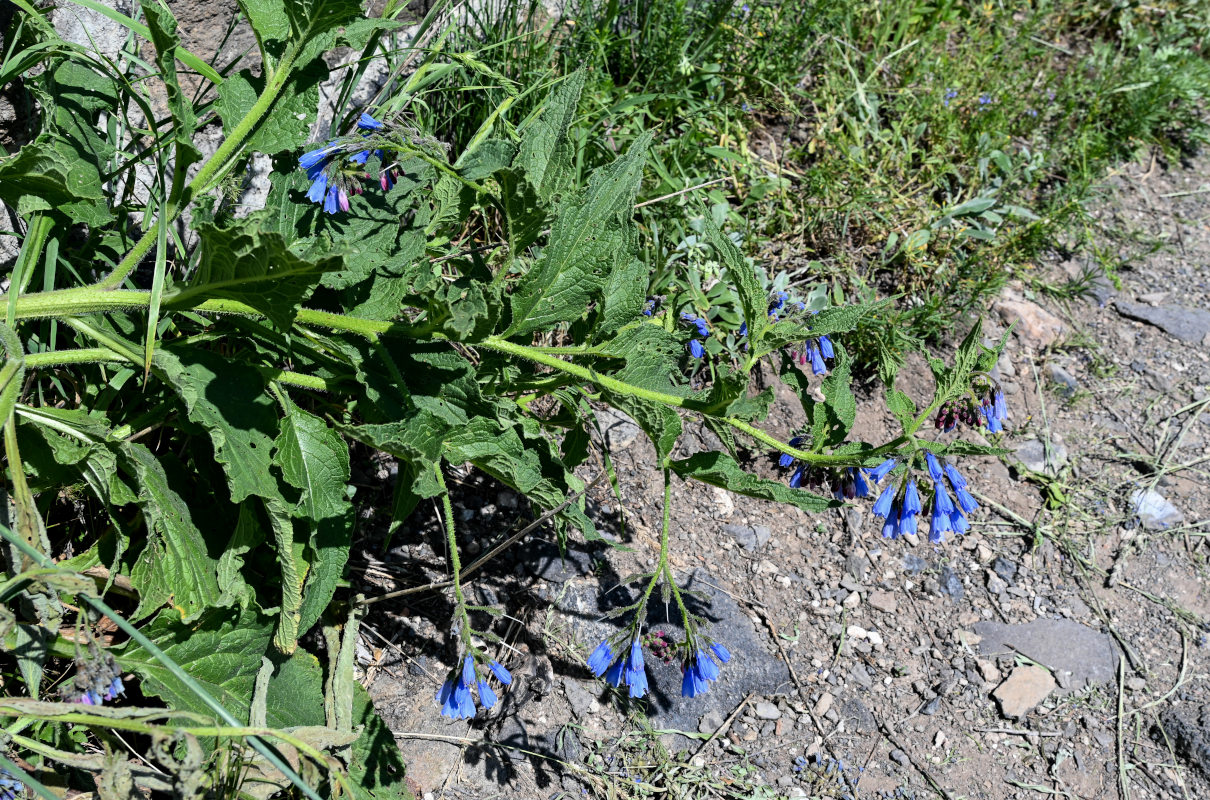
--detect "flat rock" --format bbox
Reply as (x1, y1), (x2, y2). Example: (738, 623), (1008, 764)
(995, 297), (1065, 349)
(557, 568), (790, 748)
(595, 406), (642, 451)
(1130, 488), (1184, 530)
(1114, 301), (1210, 344)
(974, 618), (1117, 693)
(993, 665), (1056, 718)
(722, 523), (771, 551)
(1013, 437), (1068, 477)
(868, 590), (898, 613)
(754, 701), (781, 720)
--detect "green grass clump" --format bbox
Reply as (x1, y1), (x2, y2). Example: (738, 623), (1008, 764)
(405, 0), (1209, 360)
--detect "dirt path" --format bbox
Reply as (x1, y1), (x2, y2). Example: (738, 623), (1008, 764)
(356, 156), (1210, 800)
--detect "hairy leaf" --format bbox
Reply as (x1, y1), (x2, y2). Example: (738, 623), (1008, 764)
(669, 451), (835, 513)
(516, 70), (585, 202)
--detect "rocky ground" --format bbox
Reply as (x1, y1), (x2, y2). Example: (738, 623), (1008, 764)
(353, 152), (1210, 800)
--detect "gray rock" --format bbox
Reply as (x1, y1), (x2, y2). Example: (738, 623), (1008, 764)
(974, 618), (1117, 694)
(562, 676), (596, 719)
(1013, 438), (1068, 476)
(992, 556), (1018, 583)
(845, 553), (870, 582)
(921, 696), (942, 716)
(1157, 708), (1210, 780)
(841, 696), (878, 732)
(528, 542), (596, 583)
(890, 748), (910, 767)
(52, 0), (134, 61)
(723, 523), (771, 551)
(558, 568), (789, 747)
(754, 702), (781, 720)
(595, 406), (642, 451)
(1048, 364), (1079, 396)
(902, 554), (926, 575)
(1114, 301), (1210, 344)
(939, 566), (964, 600)
(1087, 275), (1117, 307)
(1130, 488), (1184, 530)
(698, 710), (725, 734)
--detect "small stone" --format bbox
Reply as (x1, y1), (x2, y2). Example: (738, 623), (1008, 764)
(843, 590), (862, 608)
(934, 730), (947, 749)
(995, 296), (1066, 349)
(922, 696), (941, 715)
(754, 702), (781, 721)
(977, 659), (1001, 684)
(847, 625), (870, 640)
(993, 665), (1057, 719)
(866, 630), (884, 647)
(992, 557), (1018, 583)
(1014, 438), (1068, 477)
(845, 553), (870, 582)
(902, 554), (927, 575)
(699, 710), (725, 734)
(596, 406), (641, 451)
(1048, 363), (1079, 396)
(890, 748), (910, 767)
(724, 524), (771, 551)
(813, 693), (834, 717)
(869, 590), (898, 614)
(987, 572), (1007, 594)
(711, 486), (735, 518)
(1126, 676), (1147, 691)
(939, 566), (964, 600)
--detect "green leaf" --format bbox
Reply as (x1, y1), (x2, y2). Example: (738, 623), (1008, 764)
(155, 347), (280, 504)
(886, 389), (917, 432)
(265, 497), (303, 654)
(169, 216), (342, 328)
(117, 441), (221, 622)
(454, 138), (516, 181)
(0, 135), (109, 223)
(274, 403), (350, 522)
(506, 132), (652, 337)
(700, 216), (767, 351)
(601, 393), (682, 463)
(238, 0), (290, 45)
(669, 451), (835, 513)
(817, 344), (856, 447)
(215, 59), (328, 155)
(516, 70), (585, 202)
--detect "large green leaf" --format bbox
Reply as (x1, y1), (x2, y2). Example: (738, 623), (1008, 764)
(701, 216), (767, 351)
(516, 70), (585, 202)
(155, 347), (280, 504)
(275, 403), (350, 522)
(140, 1), (201, 184)
(116, 442), (220, 622)
(505, 132), (652, 337)
(669, 451), (836, 513)
(169, 216), (342, 328)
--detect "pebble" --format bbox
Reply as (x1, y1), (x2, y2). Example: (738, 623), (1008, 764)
(993, 665), (1057, 718)
(992, 556), (1017, 583)
(869, 590), (898, 613)
(1130, 488), (1184, 530)
(902, 554), (926, 575)
(890, 748), (910, 767)
(814, 693), (834, 717)
(754, 702), (781, 720)
(939, 566), (964, 600)
(699, 710), (725, 734)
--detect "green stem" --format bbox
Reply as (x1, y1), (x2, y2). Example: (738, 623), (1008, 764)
(434, 462), (473, 646)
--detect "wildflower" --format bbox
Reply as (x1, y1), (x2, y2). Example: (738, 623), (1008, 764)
(779, 435), (806, 468)
(790, 335), (833, 375)
(680, 312), (710, 359)
(477, 679), (498, 709)
(934, 398), (979, 432)
(943, 88), (958, 107)
(767, 291), (788, 321)
(0, 770), (23, 800)
(873, 478), (921, 539)
(598, 637), (649, 698)
(67, 652), (125, 707)
(832, 467), (871, 500)
(868, 458), (897, 483)
(738, 321), (748, 337)
(587, 640), (616, 676)
(488, 660), (512, 685)
(681, 643), (727, 697)
(979, 387), (1008, 433)
(925, 453), (976, 542)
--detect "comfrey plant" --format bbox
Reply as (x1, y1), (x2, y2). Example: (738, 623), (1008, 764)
(0, 2), (1008, 794)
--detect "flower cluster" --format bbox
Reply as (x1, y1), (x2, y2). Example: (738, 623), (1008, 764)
(0, 770), (22, 800)
(682, 642), (730, 698)
(299, 113), (398, 214)
(647, 629), (675, 664)
(680, 312), (710, 359)
(65, 652), (125, 706)
(642, 296), (663, 317)
(933, 379), (1008, 435)
(589, 638), (648, 698)
(872, 469), (922, 540)
(437, 655), (512, 719)
(925, 452), (977, 543)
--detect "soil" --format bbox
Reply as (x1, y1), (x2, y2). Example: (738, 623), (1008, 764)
(352, 151), (1210, 800)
